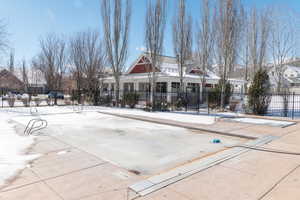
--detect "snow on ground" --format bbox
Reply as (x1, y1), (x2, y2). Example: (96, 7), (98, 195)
(0, 113), (40, 187)
(229, 117), (295, 127)
(98, 107), (218, 125)
(4, 105), (219, 125)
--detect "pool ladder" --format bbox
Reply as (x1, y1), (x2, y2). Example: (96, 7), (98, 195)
(24, 118), (48, 136)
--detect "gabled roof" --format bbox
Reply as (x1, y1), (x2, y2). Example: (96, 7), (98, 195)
(0, 69), (24, 89)
(125, 53), (223, 80)
(0, 69), (23, 84)
(126, 53), (178, 74)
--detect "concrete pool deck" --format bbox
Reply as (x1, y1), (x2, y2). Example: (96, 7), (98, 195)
(1, 107), (300, 200)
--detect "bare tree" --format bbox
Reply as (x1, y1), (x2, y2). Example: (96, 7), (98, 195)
(145, 0), (167, 108)
(69, 32), (85, 93)
(8, 50), (14, 73)
(270, 9), (295, 93)
(0, 20), (8, 56)
(214, 0), (243, 108)
(21, 59), (29, 92)
(101, 0), (131, 105)
(69, 30), (106, 104)
(249, 8), (271, 76)
(83, 30), (106, 94)
(35, 33), (67, 91)
(173, 0), (192, 93)
(239, 7), (271, 93)
(197, 0), (215, 99)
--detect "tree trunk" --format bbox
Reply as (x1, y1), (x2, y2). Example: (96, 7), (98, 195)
(115, 79), (120, 107)
(220, 83), (225, 110)
(151, 72), (156, 111)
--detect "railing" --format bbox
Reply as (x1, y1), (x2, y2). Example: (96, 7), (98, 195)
(1, 88), (300, 119)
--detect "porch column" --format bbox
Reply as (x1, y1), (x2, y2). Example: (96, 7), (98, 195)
(167, 81), (172, 103)
(199, 81), (203, 103)
(134, 81), (139, 92)
(119, 81), (124, 99)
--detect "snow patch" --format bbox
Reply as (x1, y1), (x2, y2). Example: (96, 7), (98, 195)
(57, 150), (68, 155)
(100, 107), (217, 125)
(229, 117), (295, 127)
(0, 116), (40, 187)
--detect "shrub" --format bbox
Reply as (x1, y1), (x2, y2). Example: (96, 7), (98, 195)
(155, 101), (170, 112)
(64, 97), (72, 105)
(208, 80), (232, 108)
(99, 95), (112, 106)
(8, 96), (15, 107)
(21, 98), (30, 107)
(248, 68), (271, 115)
(46, 98), (52, 106)
(143, 101), (152, 112)
(174, 95), (187, 110)
(123, 92), (139, 108)
(33, 97), (42, 106)
(71, 90), (83, 104)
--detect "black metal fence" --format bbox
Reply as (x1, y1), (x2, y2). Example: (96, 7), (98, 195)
(1, 87), (300, 119)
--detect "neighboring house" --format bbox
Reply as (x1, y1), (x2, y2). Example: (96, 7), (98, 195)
(102, 53), (245, 102)
(0, 69), (24, 90)
(0, 67), (48, 93)
(27, 69), (47, 93)
(269, 64), (300, 93)
(13, 67), (47, 93)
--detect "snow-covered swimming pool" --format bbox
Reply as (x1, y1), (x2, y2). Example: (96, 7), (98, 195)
(8, 107), (244, 175)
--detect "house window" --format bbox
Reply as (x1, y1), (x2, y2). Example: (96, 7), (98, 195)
(171, 82), (180, 93)
(187, 83), (199, 93)
(139, 82), (150, 92)
(156, 82), (167, 93)
(205, 83), (213, 88)
(124, 82), (134, 92)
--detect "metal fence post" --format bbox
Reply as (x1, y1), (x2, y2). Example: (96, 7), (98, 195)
(292, 92), (295, 119)
(185, 89), (188, 112)
(197, 86), (200, 114)
(1, 88), (3, 108)
(207, 91), (210, 115)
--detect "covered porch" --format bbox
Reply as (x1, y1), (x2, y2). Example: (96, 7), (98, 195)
(102, 75), (222, 104)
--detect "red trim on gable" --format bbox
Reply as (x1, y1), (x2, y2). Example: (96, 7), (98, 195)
(130, 64), (152, 74)
(130, 64), (161, 74)
(129, 56), (160, 74)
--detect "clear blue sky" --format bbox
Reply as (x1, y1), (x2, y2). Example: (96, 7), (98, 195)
(0, 0), (299, 67)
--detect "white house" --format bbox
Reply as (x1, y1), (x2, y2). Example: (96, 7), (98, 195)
(269, 64), (300, 93)
(102, 53), (245, 102)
